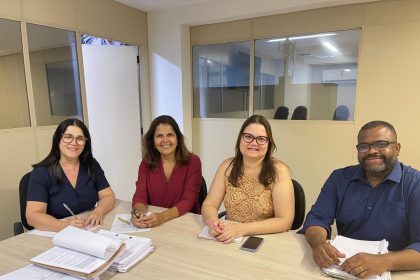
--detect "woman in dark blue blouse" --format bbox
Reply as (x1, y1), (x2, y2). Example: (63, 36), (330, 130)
(26, 118), (116, 232)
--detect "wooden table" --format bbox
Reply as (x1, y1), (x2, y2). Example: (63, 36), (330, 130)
(0, 200), (419, 279)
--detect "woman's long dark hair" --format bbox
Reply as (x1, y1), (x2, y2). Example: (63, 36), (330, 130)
(228, 115), (277, 188)
(33, 118), (94, 184)
(142, 115), (190, 170)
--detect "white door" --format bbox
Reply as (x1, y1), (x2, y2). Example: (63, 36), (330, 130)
(82, 45), (141, 201)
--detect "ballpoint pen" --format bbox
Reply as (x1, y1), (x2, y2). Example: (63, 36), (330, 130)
(63, 203), (79, 219)
(118, 217), (131, 225)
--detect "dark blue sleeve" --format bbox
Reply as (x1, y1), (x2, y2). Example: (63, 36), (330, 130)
(92, 158), (110, 191)
(406, 170), (420, 252)
(301, 171), (341, 238)
(27, 166), (50, 203)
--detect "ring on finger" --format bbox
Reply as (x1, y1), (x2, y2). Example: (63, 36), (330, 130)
(359, 266), (364, 273)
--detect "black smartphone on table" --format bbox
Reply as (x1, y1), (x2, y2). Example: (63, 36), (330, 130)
(240, 236), (264, 252)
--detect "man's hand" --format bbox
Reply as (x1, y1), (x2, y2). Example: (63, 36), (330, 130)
(312, 241), (346, 268)
(340, 253), (390, 279)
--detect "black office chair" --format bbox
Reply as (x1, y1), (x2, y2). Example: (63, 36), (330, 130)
(217, 179), (305, 230)
(198, 176), (207, 208)
(291, 179), (305, 230)
(13, 172), (34, 235)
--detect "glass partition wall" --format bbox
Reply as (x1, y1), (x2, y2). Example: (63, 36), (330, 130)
(193, 29), (360, 120)
(27, 24), (83, 126)
(192, 41), (250, 118)
(0, 18), (30, 129)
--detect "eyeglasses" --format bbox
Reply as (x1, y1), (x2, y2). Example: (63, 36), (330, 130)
(242, 133), (269, 145)
(356, 140), (396, 153)
(62, 133), (87, 145)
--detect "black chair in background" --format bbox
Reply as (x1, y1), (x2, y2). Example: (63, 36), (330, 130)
(198, 176), (207, 208)
(217, 179), (305, 230)
(291, 106), (308, 120)
(13, 172), (34, 235)
(291, 179), (305, 230)
(273, 106), (289, 120)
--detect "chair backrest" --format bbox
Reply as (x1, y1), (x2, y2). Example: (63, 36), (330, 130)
(19, 172), (34, 230)
(291, 179), (306, 230)
(198, 176), (207, 208)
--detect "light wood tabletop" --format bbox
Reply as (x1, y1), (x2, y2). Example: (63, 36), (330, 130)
(1, 200), (419, 279)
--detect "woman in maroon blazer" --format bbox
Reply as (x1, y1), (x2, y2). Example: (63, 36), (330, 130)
(131, 115), (202, 228)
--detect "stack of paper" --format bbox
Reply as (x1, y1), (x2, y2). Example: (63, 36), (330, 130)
(30, 226), (125, 279)
(97, 229), (153, 272)
(322, 235), (391, 280)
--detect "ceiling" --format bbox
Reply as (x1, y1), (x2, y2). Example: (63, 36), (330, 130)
(115, 0), (376, 13)
(115, 0), (216, 12)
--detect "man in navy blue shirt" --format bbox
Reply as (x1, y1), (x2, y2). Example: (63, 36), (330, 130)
(302, 120), (420, 278)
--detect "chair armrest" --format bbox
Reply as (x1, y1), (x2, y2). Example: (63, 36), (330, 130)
(218, 211), (226, 219)
(13, 222), (24, 236)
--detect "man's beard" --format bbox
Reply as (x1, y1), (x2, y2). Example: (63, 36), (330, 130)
(361, 153), (398, 174)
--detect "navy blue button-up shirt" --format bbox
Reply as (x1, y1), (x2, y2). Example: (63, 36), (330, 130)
(28, 159), (110, 219)
(302, 161), (420, 252)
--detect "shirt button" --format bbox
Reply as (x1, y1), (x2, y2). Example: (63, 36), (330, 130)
(368, 206), (372, 210)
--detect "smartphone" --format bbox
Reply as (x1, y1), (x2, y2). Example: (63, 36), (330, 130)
(240, 236), (264, 252)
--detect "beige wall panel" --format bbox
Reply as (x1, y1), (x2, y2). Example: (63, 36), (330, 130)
(253, 4), (362, 39)
(0, 54), (30, 129)
(34, 126), (55, 160)
(192, 119), (355, 214)
(75, 0), (147, 46)
(0, 0), (21, 20)
(22, 0), (76, 29)
(363, 0), (420, 26)
(0, 129), (38, 239)
(191, 19), (253, 45)
(355, 20), (420, 169)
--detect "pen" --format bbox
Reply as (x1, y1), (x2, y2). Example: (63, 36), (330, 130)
(118, 217), (131, 225)
(63, 203), (79, 219)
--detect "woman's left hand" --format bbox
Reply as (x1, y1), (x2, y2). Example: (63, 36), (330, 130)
(84, 210), (103, 227)
(139, 213), (163, 228)
(215, 223), (245, 244)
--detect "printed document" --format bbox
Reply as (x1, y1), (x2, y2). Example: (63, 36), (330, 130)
(322, 235), (391, 280)
(30, 226), (124, 278)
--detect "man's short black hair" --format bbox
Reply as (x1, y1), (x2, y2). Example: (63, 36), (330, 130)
(358, 120), (397, 139)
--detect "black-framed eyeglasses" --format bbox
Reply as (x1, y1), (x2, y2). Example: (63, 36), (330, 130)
(62, 133), (88, 145)
(356, 140), (396, 153)
(242, 133), (269, 145)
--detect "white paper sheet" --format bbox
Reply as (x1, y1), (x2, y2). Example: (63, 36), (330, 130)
(110, 213), (151, 234)
(322, 235), (391, 280)
(0, 264), (92, 280)
(197, 226), (243, 244)
(52, 226), (122, 259)
(31, 246), (109, 275)
(29, 229), (57, 238)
